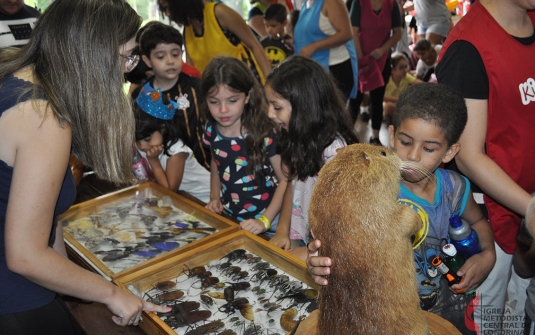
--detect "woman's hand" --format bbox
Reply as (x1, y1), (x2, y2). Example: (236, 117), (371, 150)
(205, 199), (223, 214)
(107, 286), (171, 326)
(306, 239), (332, 286)
(240, 219), (265, 235)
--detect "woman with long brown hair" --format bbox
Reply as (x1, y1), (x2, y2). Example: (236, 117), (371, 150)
(0, 0), (169, 333)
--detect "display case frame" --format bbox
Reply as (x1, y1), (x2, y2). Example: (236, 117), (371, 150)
(114, 230), (317, 335)
(61, 182), (239, 281)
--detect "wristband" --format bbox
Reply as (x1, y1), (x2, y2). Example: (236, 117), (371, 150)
(258, 215), (271, 231)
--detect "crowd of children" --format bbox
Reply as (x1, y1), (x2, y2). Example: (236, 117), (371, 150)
(122, 3), (535, 332)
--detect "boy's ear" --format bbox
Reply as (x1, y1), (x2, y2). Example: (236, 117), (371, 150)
(142, 55), (152, 69)
(388, 125), (396, 149)
(442, 143), (461, 164)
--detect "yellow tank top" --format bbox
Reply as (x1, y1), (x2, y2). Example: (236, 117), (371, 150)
(184, 2), (266, 83)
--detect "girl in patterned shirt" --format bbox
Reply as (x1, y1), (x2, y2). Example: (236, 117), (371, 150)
(201, 57), (287, 237)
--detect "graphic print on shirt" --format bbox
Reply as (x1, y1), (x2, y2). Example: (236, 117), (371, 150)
(398, 197), (440, 310)
(203, 121), (278, 221)
(520, 77), (535, 105)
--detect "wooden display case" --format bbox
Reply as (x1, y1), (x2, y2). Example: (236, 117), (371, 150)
(115, 230), (318, 335)
(60, 182), (239, 281)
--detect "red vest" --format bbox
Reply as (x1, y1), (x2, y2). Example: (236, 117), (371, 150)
(440, 2), (535, 254)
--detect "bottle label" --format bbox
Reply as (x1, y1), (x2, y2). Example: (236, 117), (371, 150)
(435, 262), (450, 275)
(132, 163), (149, 181)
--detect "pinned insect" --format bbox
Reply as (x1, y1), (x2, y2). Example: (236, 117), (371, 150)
(102, 250), (131, 262)
(268, 275), (289, 288)
(200, 294), (214, 307)
(230, 271), (249, 281)
(222, 266), (241, 277)
(271, 280), (303, 299)
(250, 269), (278, 283)
(160, 301), (212, 328)
(201, 276), (220, 289)
(243, 323), (263, 335)
(252, 262), (270, 271)
(156, 290), (185, 302)
(305, 299), (318, 313)
(155, 280), (177, 291)
(184, 320), (225, 335)
(218, 287), (254, 321)
(220, 249), (248, 263)
(277, 288), (318, 309)
(225, 282), (251, 293)
(217, 330), (237, 335)
(247, 256), (262, 264)
(280, 308), (298, 332)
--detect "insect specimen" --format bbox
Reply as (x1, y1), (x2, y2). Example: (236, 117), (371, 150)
(200, 294), (214, 307)
(218, 288), (254, 321)
(155, 280), (177, 291)
(220, 249), (248, 263)
(159, 301), (211, 328)
(156, 290), (185, 302)
(217, 330), (237, 335)
(277, 288), (318, 309)
(184, 320), (225, 335)
(280, 308), (298, 332)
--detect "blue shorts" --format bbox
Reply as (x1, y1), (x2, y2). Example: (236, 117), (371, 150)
(417, 19), (450, 38)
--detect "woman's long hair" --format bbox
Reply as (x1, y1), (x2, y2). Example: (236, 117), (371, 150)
(200, 56), (274, 180)
(0, 0), (142, 184)
(266, 56), (359, 181)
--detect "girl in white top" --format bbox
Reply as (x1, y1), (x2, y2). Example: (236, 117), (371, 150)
(135, 83), (211, 203)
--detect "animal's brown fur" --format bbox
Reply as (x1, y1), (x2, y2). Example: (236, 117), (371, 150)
(309, 144), (429, 335)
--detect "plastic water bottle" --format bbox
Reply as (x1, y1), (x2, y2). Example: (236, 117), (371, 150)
(431, 256), (465, 293)
(442, 243), (465, 273)
(448, 215), (480, 259)
(132, 150), (154, 182)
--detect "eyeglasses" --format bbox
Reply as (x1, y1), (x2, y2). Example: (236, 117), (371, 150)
(121, 54), (140, 73)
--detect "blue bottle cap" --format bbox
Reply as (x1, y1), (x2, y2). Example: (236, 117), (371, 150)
(449, 215), (463, 228)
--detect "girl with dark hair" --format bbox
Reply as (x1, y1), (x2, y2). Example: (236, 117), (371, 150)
(265, 55), (359, 258)
(201, 57), (287, 237)
(0, 0), (169, 333)
(158, 0), (271, 83)
(134, 85), (211, 203)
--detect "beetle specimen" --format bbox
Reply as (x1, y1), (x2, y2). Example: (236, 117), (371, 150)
(155, 280), (177, 291)
(184, 320), (225, 335)
(166, 310), (212, 328)
(156, 290), (184, 302)
(217, 330), (237, 335)
(230, 271), (249, 281)
(200, 294), (214, 307)
(247, 256), (262, 264)
(243, 323), (263, 335)
(250, 269), (277, 283)
(102, 250), (131, 262)
(222, 266), (241, 277)
(252, 262), (270, 271)
(277, 288), (318, 309)
(280, 308), (298, 332)
(225, 282), (250, 293)
(218, 287), (254, 321)
(220, 249), (248, 263)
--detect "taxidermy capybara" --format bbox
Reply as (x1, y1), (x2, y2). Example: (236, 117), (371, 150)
(309, 143), (429, 335)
